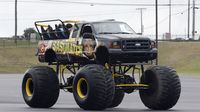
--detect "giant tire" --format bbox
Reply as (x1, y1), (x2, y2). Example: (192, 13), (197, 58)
(108, 89), (124, 108)
(22, 66), (60, 108)
(73, 64), (115, 110)
(139, 65), (181, 110)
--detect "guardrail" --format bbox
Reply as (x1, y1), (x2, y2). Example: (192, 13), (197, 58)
(0, 38), (38, 48)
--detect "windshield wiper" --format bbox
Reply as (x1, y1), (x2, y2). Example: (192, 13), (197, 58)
(99, 32), (133, 34)
(113, 32), (132, 34)
(98, 32), (114, 34)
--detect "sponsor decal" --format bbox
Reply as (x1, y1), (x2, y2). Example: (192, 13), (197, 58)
(51, 40), (83, 56)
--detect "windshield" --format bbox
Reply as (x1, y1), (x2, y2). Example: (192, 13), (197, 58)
(93, 22), (136, 34)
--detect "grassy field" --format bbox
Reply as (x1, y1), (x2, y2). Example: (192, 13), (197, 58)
(0, 47), (45, 73)
(0, 42), (200, 75)
(158, 42), (200, 75)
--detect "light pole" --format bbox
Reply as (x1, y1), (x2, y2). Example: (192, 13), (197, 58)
(15, 0), (17, 45)
(155, 0), (158, 65)
(188, 0), (190, 39)
(192, 0), (198, 40)
(136, 8), (146, 35)
(169, 0), (172, 39)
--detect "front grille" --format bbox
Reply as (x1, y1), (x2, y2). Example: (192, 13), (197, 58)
(122, 39), (150, 50)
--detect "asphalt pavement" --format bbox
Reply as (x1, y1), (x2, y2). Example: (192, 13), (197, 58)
(0, 74), (199, 112)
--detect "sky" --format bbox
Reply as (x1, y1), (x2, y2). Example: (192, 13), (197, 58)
(0, 0), (200, 38)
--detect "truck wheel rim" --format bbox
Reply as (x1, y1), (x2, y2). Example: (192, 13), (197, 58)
(77, 78), (88, 99)
(25, 78), (34, 97)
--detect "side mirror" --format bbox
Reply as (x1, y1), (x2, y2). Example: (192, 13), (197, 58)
(137, 33), (142, 35)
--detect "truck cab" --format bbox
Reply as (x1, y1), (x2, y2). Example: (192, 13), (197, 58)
(35, 19), (157, 65)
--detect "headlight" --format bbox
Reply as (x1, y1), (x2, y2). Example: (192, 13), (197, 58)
(110, 41), (121, 49)
(150, 41), (156, 48)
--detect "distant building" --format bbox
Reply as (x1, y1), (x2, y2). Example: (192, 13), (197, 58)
(164, 33), (171, 40)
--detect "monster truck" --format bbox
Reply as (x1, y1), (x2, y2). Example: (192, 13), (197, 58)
(22, 19), (181, 110)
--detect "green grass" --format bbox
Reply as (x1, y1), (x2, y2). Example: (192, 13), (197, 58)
(0, 47), (45, 73)
(158, 42), (200, 75)
(0, 42), (200, 75)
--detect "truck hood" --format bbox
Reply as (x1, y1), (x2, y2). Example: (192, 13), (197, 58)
(96, 34), (149, 40)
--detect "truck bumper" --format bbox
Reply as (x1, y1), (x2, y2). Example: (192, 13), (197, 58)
(109, 48), (157, 63)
